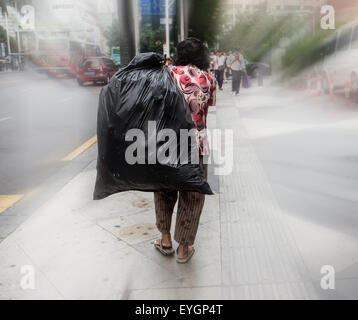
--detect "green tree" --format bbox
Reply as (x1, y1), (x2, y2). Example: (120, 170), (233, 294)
(140, 26), (166, 53)
(104, 19), (121, 49)
(0, 0), (8, 15)
(187, 0), (222, 47)
(0, 25), (6, 42)
(219, 10), (298, 62)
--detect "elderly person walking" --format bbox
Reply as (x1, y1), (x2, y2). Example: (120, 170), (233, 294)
(228, 48), (246, 96)
(154, 38), (216, 263)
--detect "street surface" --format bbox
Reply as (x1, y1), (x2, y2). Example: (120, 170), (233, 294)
(0, 75), (357, 299)
(0, 72), (100, 195)
(0, 71), (101, 239)
(235, 84), (358, 299)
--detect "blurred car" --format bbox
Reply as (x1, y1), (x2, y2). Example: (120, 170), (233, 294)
(76, 57), (119, 86)
(321, 20), (358, 101)
(36, 55), (74, 78)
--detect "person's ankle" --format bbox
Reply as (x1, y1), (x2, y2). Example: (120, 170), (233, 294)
(178, 244), (188, 257)
(162, 233), (172, 247)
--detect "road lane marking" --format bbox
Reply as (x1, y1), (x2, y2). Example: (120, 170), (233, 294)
(0, 117), (12, 123)
(0, 195), (24, 214)
(62, 135), (97, 161)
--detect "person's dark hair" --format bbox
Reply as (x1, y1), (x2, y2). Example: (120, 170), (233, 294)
(174, 37), (210, 71)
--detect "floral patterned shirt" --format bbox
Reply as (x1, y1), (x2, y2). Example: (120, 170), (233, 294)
(169, 65), (216, 155)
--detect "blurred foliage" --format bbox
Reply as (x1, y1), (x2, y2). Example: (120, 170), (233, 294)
(0, 0), (8, 15)
(281, 29), (336, 77)
(139, 14), (178, 54)
(219, 10), (299, 62)
(281, 16), (351, 78)
(104, 19), (177, 55)
(140, 26), (166, 53)
(104, 20), (121, 50)
(0, 24), (18, 54)
(0, 25), (6, 42)
(187, 0), (222, 47)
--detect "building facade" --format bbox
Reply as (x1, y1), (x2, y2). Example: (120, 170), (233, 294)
(0, 0), (113, 55)
(222, 0), (327, 29)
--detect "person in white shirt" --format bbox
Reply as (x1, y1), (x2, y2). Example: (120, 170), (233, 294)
(209, 51), (216, 73)
(214, 51), (226, 90)
(227, 48), (246, 96)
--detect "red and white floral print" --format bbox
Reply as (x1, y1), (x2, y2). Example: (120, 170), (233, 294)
(169, 65), (216, 156)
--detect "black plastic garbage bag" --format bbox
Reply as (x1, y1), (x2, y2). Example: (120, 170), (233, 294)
(93, 52), (213, 200)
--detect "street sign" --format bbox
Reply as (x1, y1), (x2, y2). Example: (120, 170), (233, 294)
(163, 43), (169, 56)
(140, 0), (176, 16)
(160, 18), (173, 25)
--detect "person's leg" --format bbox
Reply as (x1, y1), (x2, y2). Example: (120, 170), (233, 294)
(215, 70), (219, 81)
(218, 70), (224, 89)
(174, 161), (208, 259)
(232, 70), (236, 92)
(232, 70), (239, 94)
(237, 71), (243, 94)
(154, 191), (178, 247)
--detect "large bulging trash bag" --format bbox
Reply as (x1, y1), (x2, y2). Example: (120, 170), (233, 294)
(93, 52), (213, 200)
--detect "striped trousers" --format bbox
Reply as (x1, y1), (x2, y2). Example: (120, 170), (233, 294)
(154, 162), (208, 246)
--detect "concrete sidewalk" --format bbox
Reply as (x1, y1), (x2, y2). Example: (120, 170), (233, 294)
(0, 86), (319, 300)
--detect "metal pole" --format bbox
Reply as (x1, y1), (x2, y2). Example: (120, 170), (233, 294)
(5, 13), (11, 55)
(133, 0), (140, 55)
(180, 0), (184, 41)
(117, 0), (136, 66)
(165, 0), (170, 54)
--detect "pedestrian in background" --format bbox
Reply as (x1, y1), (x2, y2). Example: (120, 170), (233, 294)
(228, 48), (246, 96)
(209, 51), (216, 74)
(226, 50), (232, 80)
(214, 50), (226, 91)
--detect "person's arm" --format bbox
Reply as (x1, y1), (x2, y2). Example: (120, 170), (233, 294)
(208, 75), (217, 107)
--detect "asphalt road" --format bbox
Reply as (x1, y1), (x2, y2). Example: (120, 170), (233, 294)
(236, 84), (358, 298)
(0, 71), (101, 195)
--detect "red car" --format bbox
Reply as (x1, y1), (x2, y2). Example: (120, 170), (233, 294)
(76, 57), (119, 86)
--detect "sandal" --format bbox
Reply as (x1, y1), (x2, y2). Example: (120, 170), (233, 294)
(154, 239), (175, 256)
(176, 246), (195, 264)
